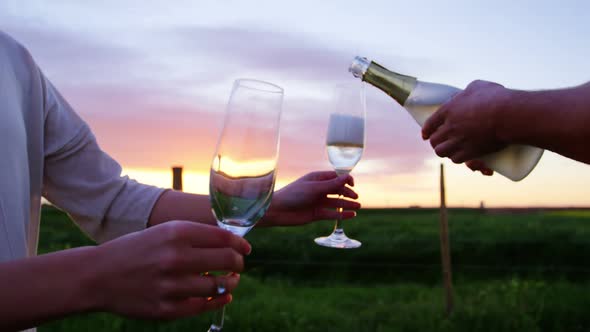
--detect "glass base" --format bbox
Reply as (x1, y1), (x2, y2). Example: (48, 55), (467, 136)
(314, 229), (361, 249)
(208, 324), (222, 332)
(207, 305), (225, 332)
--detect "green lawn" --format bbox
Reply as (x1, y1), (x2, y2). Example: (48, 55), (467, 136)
(38, 206), (590, 332)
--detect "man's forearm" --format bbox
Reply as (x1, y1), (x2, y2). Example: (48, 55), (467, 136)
(0, 247), (99, 331)
(498, 82), (590, 164)
(148, 190), (217, 227)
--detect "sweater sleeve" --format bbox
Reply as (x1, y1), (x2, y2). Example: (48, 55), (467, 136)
(41, 74), (166, 243)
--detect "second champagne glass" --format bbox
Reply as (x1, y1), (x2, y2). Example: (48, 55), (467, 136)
(207, 79), (283, 331)
(314, 81), (366, 249)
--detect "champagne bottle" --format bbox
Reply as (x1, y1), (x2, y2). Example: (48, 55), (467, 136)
(349, 56), (544, 182)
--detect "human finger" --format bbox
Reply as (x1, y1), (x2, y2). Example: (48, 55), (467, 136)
(449, 150), (470, 164)
(164, 222), (251, 255)
(338, 186), (358, 200)
(162, 273), (240, 299)
(465, 160), (494, 176)
(433, 138), (461, 158)
(174, 248), (245, 274)
(302, 171), (338, 181)
(428, 125), (450, 149)
(422, 106), (448, 139)
(481, 169), (494, 176)
(312, 174), (353, 194)
(323, 198), (362, 210)
(315, 209), (357, 220)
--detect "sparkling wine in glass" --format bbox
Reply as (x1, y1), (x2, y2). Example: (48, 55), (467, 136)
(314, 81), (365, 249)
(207, 79), (283, 331)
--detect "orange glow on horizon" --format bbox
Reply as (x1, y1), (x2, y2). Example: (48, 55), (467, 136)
(121, 167), (291, 196)
(211, 155), (277, 178)
(122, 150), (590, 209)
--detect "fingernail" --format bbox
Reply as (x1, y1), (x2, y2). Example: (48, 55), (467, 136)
(246, 245), (252, 255)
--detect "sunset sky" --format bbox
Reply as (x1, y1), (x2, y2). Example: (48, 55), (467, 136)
(2, 0), (589, 207)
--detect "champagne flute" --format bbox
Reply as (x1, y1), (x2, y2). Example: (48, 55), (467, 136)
(314, 81), (365, 249)
(207, 79), (283, 331)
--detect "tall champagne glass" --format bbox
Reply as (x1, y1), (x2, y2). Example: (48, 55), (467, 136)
(207, 79), (283, 331)
(314, 81), (365, 249)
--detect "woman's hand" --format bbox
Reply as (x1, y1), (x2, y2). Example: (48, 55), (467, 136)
(91, 221), (251, 320)
(260, 171), (361, 227)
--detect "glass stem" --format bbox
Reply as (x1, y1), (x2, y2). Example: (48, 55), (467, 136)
(206, 271), (226, 332)
(333, 194), (344, 233)
(208, 306), (225, 332)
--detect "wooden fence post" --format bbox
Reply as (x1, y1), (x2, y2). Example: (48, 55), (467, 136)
(439, 163), (454, 317)
(172, 166), (183, 191)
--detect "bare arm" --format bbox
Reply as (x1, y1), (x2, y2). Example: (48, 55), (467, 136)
(148, 190), (217, 227)
(0, 247), (97, 331)
(498, 82), (590, 164)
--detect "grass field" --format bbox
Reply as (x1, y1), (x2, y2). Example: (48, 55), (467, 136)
(38, 206), (590, 332)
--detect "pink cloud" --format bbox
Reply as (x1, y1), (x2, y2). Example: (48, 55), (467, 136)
(1, 22), (435, 181)
(171, 26), (431, 83)
(85, 106), (223, 171)
(0, 23), (142, 83)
